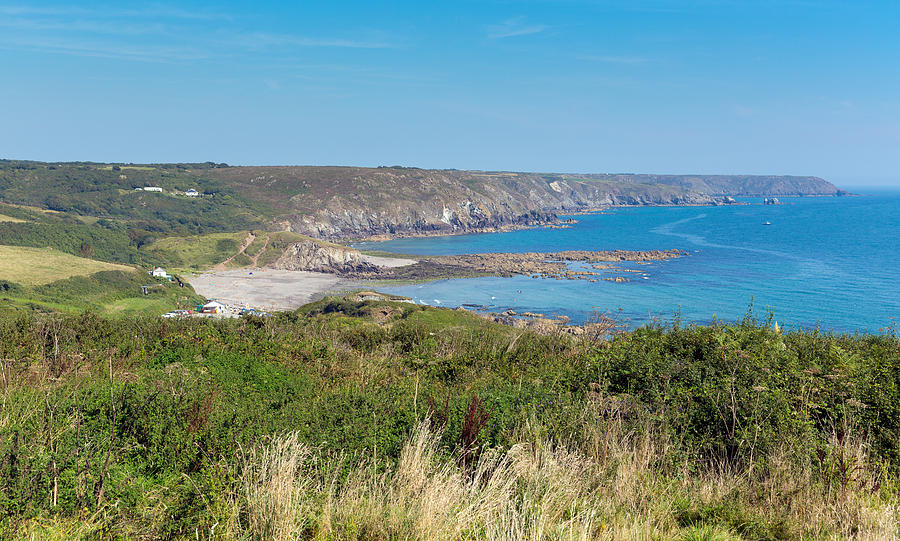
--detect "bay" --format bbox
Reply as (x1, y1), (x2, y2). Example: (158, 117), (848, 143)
(355, 192), (900, 333)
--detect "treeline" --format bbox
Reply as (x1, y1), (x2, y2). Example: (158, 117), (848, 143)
(0, 303), (897, 538)
(0, 221), (149, 266)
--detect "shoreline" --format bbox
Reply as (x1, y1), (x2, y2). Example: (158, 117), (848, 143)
(344, 195), (863, 244)
(183, 249), (686, 313)
(345, 201), (744, 243)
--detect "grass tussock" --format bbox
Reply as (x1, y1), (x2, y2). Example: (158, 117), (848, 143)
(231, 420), (897, 541)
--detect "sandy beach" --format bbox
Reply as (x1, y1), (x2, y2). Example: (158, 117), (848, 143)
(185, 269), (352, 312)
(185, 254), (416, 311)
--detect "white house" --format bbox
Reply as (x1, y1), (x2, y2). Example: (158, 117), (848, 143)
(143, 187), (164, 193)
(201, 300), (227, 314)
(150, 267), (168, 278)
(185, 188), (200, 197)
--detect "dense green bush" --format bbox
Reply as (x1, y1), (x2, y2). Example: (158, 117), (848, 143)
(0, 305), (897, 537)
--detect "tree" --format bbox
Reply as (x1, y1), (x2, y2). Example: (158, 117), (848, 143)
(78, 243), (95, 258)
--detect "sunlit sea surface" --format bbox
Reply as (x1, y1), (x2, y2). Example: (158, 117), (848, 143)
(354, 192), (900, 333)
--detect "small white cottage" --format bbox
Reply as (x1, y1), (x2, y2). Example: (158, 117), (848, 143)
(150, 267), (168, 278)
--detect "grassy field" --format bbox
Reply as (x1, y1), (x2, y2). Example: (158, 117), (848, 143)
(0, 213), (25, 222)
(143, 231), (250, 270)
(101, 295), (194, 316)
(0, 202), (61, 217)
(0, 245), (134, 285)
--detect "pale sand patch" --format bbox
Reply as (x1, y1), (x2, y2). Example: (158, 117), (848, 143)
(360, 254), (417, 268)
(185, 269), (351, 311)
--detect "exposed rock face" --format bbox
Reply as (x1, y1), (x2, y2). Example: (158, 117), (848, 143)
(273, 172), (726, 240)
(271, 240), (379, 273)
(295, 205), (557, 241)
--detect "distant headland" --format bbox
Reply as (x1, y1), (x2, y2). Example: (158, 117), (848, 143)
(0, 159), (842, 241)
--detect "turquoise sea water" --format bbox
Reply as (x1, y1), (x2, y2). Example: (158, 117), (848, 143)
(355, 192), (900, 333)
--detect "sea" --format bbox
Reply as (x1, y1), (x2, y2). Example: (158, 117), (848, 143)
(354, 191), (900, 334)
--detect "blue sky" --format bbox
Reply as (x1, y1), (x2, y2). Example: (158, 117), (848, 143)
(0, 1), (897, 186)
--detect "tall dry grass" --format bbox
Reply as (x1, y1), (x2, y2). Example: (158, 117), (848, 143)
(230, 413), (898, 540)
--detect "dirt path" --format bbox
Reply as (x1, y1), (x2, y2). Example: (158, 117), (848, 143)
(247, 233), (270, 267)
(212, 232), (256, 271)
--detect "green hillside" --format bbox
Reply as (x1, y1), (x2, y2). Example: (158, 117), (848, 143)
(0, 269), (202, 315)
(143, 230), (327, 271)
(0, 160), (269, 239)
(0, 245), (133, 286)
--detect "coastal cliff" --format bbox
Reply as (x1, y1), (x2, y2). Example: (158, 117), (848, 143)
(0, 161), (845, 245)
(206, 167), (729, 239)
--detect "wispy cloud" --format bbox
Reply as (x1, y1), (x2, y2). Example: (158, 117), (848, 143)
(0, 16), (168, 35)
(239, 32), (394, 50)
(486, 17), (548, 39)
(0, 36), (209, 63)
(0, 4), (231, 21)
(0, 4), (396, 63)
